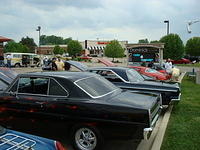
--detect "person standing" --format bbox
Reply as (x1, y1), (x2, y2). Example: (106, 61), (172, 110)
(51, 58), (58, 71)
(55, 58), (64, 71)
(164, 58), (173, 74)
(6, 54), (12, 68)
(0, 55), (4, 67)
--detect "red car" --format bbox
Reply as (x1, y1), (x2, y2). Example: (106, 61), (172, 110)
(170, 58), (191, 64)
(128, 66), (171, 81)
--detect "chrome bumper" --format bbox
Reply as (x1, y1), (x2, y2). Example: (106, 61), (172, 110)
(143, 113), (159, 140)
(171, 93), (181, 104)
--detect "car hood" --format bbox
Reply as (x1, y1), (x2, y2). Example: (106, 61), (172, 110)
(66, 60), (88, 71)
(106, 91), (159, 110)
(0, 128), (57, 150)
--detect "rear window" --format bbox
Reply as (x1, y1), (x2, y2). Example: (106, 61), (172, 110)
(75, 76), (118, 98)
(127, 69), (144, 82)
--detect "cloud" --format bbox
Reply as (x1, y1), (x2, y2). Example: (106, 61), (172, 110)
(0, 0), (199, 44)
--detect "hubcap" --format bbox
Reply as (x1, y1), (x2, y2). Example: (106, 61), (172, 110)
(75, 128), (97, 150)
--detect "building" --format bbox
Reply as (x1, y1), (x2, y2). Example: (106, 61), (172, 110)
(36, 45), (67, 55)
(126, 43), (165, 65)
(80, 40), (128, 56)
(0, 36), (11, 56)
(37, 40), (128, 56)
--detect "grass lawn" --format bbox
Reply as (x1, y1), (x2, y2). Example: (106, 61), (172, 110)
(161, 76), (200, 150)
(176, 63), (200, 67)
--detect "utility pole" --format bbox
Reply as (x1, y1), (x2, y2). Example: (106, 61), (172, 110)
(36, 26), (41, 54)
(164, 20), (169, 35)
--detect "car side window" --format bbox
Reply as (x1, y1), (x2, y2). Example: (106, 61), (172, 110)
(18, 77), (49, 95)
(98, 70), (123, 82)
(9, 80), (18, 92)
(49, 79), (68, 97)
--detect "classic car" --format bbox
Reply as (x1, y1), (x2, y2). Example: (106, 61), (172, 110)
(65, 61), (181, 106)
(0, 71), (161, 150)
(0, 125), (66, 150)
(88, 67), (181, 105)
(128, 66), (171, 81)
(170, 58), (191, 64)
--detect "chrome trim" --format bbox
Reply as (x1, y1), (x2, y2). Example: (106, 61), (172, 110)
(148, 109), (151, 127)
(5, 77), (19, 92)
(6, 76), (69, 98)
(143, 128), (153, 140)
(74, 75), (97, 83)
(151, 113), (159, 127)
(143, 113), (159, 140)
(74, 81), (118, 99)
(119, 85), (177, 92)
(50, 78), (69, 97)
(159, 93), (162, 106)
(89, 68), (130, 83)
(74, 75), (119, 99)
(170, 93), (181, 104)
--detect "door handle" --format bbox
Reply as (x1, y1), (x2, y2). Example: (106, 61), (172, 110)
(35, 102), (45, 105)
(35, 102), (45, 108)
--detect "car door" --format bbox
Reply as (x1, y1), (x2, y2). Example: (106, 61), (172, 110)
(43, 78), (89, 121)
(1, 76), (51, 119)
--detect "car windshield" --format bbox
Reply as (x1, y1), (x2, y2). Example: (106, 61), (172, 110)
(127, 69), (144, 82)
(75, 76), (118, 98)
(146, 68), (162, 74)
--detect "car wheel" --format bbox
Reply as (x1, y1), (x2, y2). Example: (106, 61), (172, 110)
(71, 125), (103, 150)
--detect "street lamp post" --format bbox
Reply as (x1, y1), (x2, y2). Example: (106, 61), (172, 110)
(164, 20), (169, 35)
(187, 19), (200, 33)
(36, 26), (41, 54)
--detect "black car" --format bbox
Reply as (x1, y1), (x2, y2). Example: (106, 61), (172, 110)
(65, 61), (181, 106)
(0, 71), (160, 150)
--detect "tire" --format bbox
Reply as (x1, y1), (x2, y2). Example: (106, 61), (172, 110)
(70, 124), (104, 150)
(14, 63), (21, 67)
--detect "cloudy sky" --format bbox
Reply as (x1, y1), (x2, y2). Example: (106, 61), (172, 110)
(0, 0), (199, 44)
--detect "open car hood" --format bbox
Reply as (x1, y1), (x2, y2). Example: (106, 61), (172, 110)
(97, 58), (117, 67)
(66, 60), (89, 71)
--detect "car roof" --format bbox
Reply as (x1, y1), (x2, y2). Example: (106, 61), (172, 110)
(88, 66), (129, 72)
(19, 71), (97, 82)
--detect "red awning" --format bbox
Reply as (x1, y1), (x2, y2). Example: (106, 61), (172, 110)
(0, 36), (12, 42)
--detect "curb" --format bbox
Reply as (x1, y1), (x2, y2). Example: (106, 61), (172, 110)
(137, 72), (185, 150)
(150, 105), (173, 150)
(136, 106), (173, 150)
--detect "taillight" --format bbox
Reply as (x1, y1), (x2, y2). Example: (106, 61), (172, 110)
(55, 141), (66, 150)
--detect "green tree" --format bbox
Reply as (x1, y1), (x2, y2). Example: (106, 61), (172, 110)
(53, 45), (65, 55)
(104, 40), (124, 62)
(150, 40), (159, 43)
(159, 33), (184, 60)
(19, 36), (36, 53)
(63, 37), (72, 44)
(4, 41), (29, 53)
(185, 37), (200, 56)
(40, 35), (72, 45)
(67, 40), (82, 57)
(138, 38), (149, 43)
